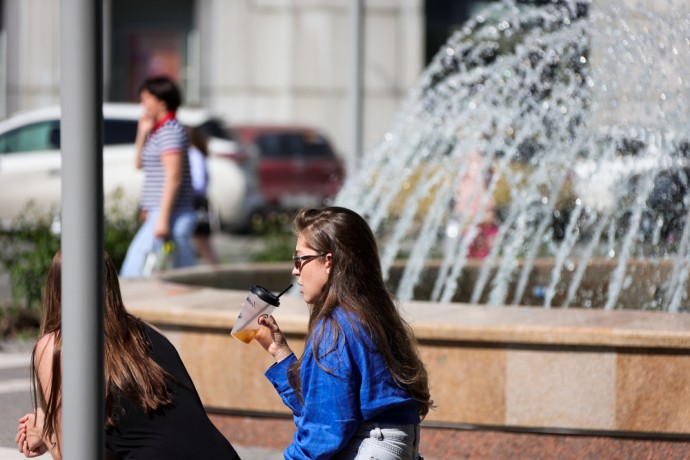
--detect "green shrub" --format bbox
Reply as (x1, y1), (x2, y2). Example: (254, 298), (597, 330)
(249, 211), (295, 263)
(103, 188), (140, 270)
(0, 202), (61, 311)
(0, 191), (139, 333)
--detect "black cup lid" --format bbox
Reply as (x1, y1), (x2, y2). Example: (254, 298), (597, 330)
(250, 285), (280, 306)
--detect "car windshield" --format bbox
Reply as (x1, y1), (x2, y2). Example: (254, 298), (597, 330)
(255, 132), (334, 159)
(104, 119), (138, 145)
(0, 121), (59, 153)
(0, 118), (139, 154)
(0, 112), (236, 156)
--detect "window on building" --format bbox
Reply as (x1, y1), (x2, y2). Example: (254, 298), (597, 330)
(109, 0), (194, 102)
(425, 0), (498, 64)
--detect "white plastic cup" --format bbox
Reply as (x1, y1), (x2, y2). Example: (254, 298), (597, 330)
(231, 285), (281, 344)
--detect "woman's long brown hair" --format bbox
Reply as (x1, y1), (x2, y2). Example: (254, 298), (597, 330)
(31, 251), (175, 448)
(288, 207), (434, 418)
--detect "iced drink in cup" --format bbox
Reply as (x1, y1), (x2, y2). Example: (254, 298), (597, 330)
(231, 285), (288, 344)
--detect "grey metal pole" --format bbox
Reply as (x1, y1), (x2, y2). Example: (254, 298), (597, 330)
(60, 0), (104, 459)
(349, 0), (364, 174)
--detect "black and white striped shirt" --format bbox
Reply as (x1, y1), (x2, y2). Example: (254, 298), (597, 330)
(139, 119), (194, 212)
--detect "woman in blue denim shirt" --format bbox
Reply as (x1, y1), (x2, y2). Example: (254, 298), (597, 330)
(257, 206), (433, 459)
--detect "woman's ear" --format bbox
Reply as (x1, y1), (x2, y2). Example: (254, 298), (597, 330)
(324, 253), (333, 274)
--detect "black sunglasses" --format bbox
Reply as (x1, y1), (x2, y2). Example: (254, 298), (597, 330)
(292, 252), (326, 270)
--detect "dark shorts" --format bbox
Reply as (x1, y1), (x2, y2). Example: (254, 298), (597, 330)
(194, 195), (212, 236)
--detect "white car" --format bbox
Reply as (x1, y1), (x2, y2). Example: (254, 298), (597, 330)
(0, 103), (262, 232)
(572, 130), (687, 215)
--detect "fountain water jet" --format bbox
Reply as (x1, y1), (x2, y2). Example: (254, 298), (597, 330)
(336, 0), (690, 312)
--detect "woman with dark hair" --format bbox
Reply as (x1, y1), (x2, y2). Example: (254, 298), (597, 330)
(15, 251), (239, 460)
(120, 75), (197, 277)
(255, 206), (433, 459)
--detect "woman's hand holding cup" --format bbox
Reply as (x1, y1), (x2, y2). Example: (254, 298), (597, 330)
(256, 315), (293, 363)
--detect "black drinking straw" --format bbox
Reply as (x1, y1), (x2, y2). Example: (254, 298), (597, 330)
(276, 284), (293, 298)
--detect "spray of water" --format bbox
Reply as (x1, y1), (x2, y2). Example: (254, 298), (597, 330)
(336, 0), (690, 312)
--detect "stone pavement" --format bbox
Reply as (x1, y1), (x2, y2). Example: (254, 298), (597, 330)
(0, 447), (25, 460)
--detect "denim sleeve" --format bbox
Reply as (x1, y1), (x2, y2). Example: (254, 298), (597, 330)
(264, 353), (303, 415)
(284, 322), (360, 460)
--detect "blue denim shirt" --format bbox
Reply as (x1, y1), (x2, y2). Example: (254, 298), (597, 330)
(265, 307), (420, 459)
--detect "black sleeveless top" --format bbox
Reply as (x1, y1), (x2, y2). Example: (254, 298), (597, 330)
(105, 324), (239, 460)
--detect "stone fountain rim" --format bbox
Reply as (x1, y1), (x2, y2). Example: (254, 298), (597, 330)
(117, 261), (690, 351)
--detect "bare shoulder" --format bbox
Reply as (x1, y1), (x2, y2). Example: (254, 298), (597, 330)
(34, 333), (57, 367)
(33, 332), (58, 397)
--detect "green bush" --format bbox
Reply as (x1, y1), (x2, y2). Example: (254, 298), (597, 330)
(103, 188), (140, 270)
(249, 211), (295, 263)
(0, 191), (139, 334)
(0, 202), (61, 311)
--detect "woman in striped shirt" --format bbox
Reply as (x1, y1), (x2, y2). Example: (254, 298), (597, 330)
(120, 76), (197, 277)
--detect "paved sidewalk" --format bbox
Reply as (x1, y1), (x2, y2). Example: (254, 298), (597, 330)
(0, 447), (23, 460)
(0, 349), (31, 460)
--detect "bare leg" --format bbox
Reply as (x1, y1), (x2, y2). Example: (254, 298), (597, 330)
(194, 235), (218, 265)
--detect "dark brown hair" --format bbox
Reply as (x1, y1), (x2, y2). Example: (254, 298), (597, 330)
(289, 206), (433, 418)
(32, 251), (175, 448)
(138, 75), (182, 111)
(188, 126), (209, 157)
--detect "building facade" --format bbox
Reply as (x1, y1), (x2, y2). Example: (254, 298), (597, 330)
(0, 0), (431, 174)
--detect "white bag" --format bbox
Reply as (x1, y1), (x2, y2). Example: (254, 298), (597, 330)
(142, 239), (176, 276)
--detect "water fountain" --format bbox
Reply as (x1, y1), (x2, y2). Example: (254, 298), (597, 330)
(337, 0), (690, 313)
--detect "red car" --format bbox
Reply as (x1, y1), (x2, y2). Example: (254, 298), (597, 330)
(231, 125), (346, 212)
